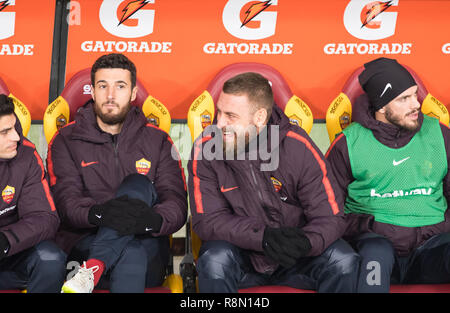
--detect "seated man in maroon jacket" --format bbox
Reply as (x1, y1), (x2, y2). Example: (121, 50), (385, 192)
(0, 94), (65, 292)
(47, 53), (187, 293)
(188, 72), (359, 293)
(326, 57), (450, 292)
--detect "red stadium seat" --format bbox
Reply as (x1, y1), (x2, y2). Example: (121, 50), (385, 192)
(187, 62), (313, 142)
(43, 68), (171, 143)
(325, 63), (449, 143)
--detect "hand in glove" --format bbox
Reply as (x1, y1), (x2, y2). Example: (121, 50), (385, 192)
(262, 227), (312, 268)
(88, 195), (141, 233)
(115, 198), (163, 236)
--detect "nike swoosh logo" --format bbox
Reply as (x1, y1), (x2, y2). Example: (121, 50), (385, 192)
(81, 160), (99, 167)
(380, 83), (392, 98)
(95, 214), (102, 219)
(393, 157), (410, 166)
(220, 186), (239, 193)
(145, 227), (153, 232)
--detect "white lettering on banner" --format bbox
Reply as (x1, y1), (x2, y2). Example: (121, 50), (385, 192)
(0, 0), (15, 40)
(81, 40), (172, 53)
(222, 0), (278, 40)
(203, 42), (293, 55)
(323, 43), (412, 55)
(344, 0), (399, 41)
(0, 44), (34, 55)
(443, 43), (450, 54)
(99, 0), (155, 39)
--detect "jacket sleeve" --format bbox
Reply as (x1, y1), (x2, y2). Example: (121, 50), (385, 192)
(0, 145), (60, 256)
(151, 134), (188, 236)
(286, 131), (347, 257)
(47, 133), (96, 229)
(188, 138), (266, 252)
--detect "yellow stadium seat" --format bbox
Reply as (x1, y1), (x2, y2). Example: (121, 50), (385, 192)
(0, 77), (31, 137)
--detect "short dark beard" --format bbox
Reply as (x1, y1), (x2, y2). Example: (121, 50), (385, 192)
(385, 107), (420, 132)
(94, 100), (131, 125)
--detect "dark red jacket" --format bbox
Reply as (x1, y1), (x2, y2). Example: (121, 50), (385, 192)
(47, 101), (187, 253)
(326, 94), (450, 256)
(0, 117), (59, 256)
(188, 106), (346, 274)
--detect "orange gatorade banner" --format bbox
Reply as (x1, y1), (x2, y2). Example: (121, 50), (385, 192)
(1, 0), (449, 121)
(0, 0), (56, 120)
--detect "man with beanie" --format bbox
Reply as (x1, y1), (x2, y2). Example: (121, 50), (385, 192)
(326, 57), (450, 292)
(0, 94), (66, 292)
(47, 53), (187, 293)
(189, 72), (359, 293)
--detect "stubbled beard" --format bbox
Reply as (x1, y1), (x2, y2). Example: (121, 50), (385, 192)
(94, 100), (131, 125)
(385, 107), (420, 131)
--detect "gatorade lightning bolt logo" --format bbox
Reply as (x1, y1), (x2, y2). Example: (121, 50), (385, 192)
(0, 0), (9, 12)
(241, 0), (272, 28)
(361, 1), (393, 28)
(118, 0), (150, 26)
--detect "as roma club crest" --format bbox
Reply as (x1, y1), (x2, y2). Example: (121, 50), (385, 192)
(270, 177), (282, 193)
(136, 158), (151, 175)
(2, 185), (15, 204)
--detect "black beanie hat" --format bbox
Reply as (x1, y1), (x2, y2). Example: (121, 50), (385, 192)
(358, 57), (416, 111)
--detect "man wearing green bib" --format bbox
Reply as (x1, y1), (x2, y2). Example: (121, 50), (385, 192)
(326, 57), (450, 292)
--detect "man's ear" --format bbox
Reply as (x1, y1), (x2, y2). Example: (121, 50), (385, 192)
(90, 85), (95, 101)
(253, 108), (268, 128)
(131, 86), (138, 102)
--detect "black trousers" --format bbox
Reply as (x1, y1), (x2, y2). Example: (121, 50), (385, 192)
(353, 232), (450, 293)
(196, 239), (359, 293)
(0, 240), (66, 293)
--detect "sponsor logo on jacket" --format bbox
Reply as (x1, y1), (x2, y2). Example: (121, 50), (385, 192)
(370, 187), (432, 198)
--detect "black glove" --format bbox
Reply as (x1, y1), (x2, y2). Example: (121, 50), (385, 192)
(88, 195), (141, 233)
(0, 232), (10, 260)
(262, 227), (312, 268)
(115, 198), (163, 236)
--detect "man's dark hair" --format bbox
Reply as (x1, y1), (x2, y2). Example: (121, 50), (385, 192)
(222, 72), (273, 122)
(0, 94), (15, 118)
(91, 53), (137, 88)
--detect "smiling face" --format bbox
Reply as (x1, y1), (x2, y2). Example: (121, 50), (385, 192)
(376, 85), (420, 131)
(216, 91), (268, 155)
(91, 68), (137, 130)
(0, 114), (20, 159)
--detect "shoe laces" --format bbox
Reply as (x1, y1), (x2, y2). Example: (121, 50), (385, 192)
(76, 261), (100, 285)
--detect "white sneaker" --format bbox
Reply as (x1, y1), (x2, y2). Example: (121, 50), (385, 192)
(61, 262), (99, 293)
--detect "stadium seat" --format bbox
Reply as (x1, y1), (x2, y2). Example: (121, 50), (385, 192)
(187, 62), (313, 142)
(42, 68), (181, 293)
(43, 68), (171, 144)
(325, 63), (449, 143)
(182, 63), (315, 293)
(0, 76), (31, 136)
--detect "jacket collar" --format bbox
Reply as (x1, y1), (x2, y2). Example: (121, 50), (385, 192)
(352, 94), (424, 148)
(71, 100), (147, 143)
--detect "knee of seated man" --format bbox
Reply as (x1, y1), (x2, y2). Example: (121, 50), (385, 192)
(34, 240), (67, 266)
(325, 240), (361, 275)
(197, 241), (240, 277)
(357, 235), (395, 257)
